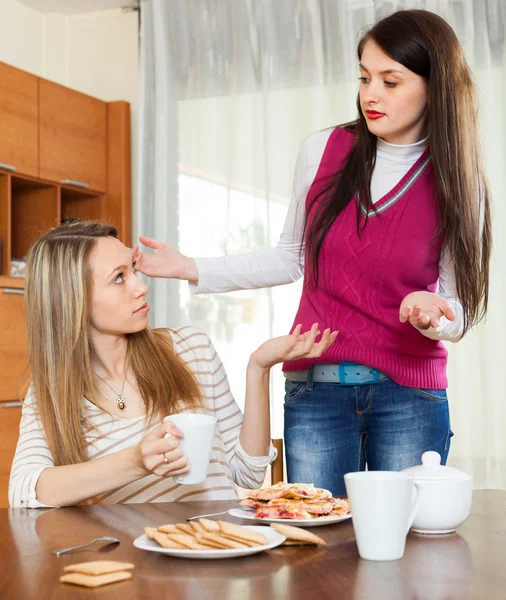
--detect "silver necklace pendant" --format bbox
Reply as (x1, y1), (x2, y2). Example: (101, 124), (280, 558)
(92, 370), (128, 412)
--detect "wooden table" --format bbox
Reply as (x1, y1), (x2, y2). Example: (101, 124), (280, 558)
(0, 490), (505, 599)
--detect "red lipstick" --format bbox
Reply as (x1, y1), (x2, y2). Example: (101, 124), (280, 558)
(366, 110), (385, 120)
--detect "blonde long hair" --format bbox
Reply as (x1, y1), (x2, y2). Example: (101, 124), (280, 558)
(25, 221), (202, 466)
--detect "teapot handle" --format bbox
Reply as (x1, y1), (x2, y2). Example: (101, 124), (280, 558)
(406, 482), (422, 535)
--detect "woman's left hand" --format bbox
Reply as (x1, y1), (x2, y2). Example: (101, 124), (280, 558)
(400, 291), (456, 331)
(249, 323), (339, 370)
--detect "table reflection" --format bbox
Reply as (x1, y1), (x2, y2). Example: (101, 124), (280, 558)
(354, 532), (475, 600)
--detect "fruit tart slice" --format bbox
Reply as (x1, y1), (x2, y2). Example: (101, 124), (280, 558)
(254, 505), (313, 520)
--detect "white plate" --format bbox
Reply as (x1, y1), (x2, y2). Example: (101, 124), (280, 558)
(133, 525), (285, 560)
(228, 507), (352, 527)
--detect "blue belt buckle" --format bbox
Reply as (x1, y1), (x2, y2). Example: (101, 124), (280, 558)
(338, 362), (382, 386)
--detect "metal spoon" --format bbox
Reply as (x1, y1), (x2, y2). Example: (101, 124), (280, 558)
(186, 510), (232, 522)
(186, 505), (252, 522)
(52, 535), (120, 556)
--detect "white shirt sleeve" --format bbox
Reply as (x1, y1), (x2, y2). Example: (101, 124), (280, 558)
(8, 389), (59, 509)
(190, 131), (331, 294)
(419, 191), (486, 343)
(418, 247), (465, 343)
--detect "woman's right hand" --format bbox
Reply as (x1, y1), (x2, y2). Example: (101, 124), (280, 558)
(136, 420), (189, 478)
(249, 323), (338, 370)
(133, 236), (198, 282)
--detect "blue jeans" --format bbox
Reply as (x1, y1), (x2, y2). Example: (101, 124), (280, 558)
(283, 372), (453, 496)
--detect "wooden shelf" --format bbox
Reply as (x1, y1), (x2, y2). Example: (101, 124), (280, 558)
(0, 276), (24, 289)
(11, 177), (59, 260)
(61, 186), (104, 224)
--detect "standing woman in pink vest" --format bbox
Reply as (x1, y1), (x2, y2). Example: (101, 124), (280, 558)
(134, 10), (491, 495)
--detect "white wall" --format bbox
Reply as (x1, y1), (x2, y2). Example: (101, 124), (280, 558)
(0, 0), (44, 75)
(0, 0), (139, 236)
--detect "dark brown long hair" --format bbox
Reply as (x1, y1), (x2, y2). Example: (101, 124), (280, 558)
(304, 9), (491, 334)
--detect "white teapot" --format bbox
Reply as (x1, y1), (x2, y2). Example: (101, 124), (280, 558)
(402, 451), (472, 534)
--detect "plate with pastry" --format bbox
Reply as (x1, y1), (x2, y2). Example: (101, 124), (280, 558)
(229, 483), (352, 527)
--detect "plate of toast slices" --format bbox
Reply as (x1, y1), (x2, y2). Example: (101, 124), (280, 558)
(229, 482), (352, 527)
(134, 520), (285, 559)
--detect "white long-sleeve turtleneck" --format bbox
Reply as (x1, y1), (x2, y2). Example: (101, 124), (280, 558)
(192, 129), (464, 342)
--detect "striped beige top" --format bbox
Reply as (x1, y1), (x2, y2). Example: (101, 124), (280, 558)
(8, 326), (276, 508)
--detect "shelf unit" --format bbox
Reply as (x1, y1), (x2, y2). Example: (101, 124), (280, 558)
(0, 172), (117, 284)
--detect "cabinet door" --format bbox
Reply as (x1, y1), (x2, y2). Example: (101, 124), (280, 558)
(0, 289), (28, 402)
(0, 404), (22, 508)
(0, 62), (38, 177)
(39, 80), (107, 192)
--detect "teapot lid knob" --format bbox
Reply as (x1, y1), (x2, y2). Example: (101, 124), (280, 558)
(421, 451), (442, 467)
(403, 450), (471, 480)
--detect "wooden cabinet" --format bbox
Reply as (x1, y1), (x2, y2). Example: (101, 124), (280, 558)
(39, 79), (107, 192)
(0, 62), (38, 178)
(0, 289), (27, 402)
(0, 404), (22, 507)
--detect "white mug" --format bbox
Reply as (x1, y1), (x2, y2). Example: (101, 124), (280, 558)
(344, 471), (421, 561)
(163, 413), (217, 485)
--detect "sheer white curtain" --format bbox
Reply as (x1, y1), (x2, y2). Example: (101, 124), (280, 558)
(137, 0), (506, 488)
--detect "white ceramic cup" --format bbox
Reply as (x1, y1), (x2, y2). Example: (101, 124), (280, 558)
(163, 413), (217, 485)
(344, 471), (421, 561)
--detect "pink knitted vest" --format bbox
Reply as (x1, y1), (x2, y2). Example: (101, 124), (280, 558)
(283, 127), (448, 389)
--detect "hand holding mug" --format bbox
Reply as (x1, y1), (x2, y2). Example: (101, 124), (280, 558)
(163, 414), (217, 484)
(136, 420), (189, 478)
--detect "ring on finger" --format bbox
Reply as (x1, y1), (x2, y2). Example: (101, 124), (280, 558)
(163, 452), (170, 464)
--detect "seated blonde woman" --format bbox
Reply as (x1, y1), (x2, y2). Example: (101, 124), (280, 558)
(9, 221), (337, 508)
